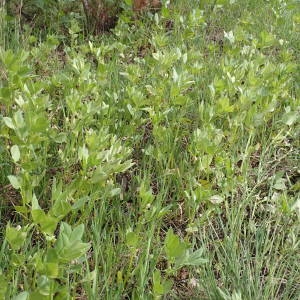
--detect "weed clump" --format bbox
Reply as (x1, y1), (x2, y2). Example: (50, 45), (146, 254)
(0, 0), (299, 299)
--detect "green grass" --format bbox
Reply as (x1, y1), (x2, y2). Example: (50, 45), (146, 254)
(0, 0), (299, 299)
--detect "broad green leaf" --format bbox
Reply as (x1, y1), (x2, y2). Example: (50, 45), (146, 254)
(175, 248), (208, 268)
(260, 31), (276, 48)
(173, 95), (189, 106)
(29, 292), (49, 300)
(11, 253), (25, 266)
(70, 223), (85, 241)
(11, 145), (20, 162)
(282, 111), (298, 126)
(217, 97), (234, 113)
(32, 209), (58, 235)
(54, 132), (67, 143)
(72, 196), (89, 210)
(45, 248), (59, 263)
(153, 270), (172, 296)
(56, 240), (90, 263)
(7, 175), (21, 189)
(49, 181), (72, 219)
(153, 270), (164, 295)
(12, 291), (29, 300)
(31, 193), (41, 210)
(58, 222), (72, 240)
(31, 116), (49, 133)
(5, 224), (27, 251)
(3, 117), (15, 129)
(14, 110), (25, 129)
(139, 184), (154, 208)
(36, 275), (51, 296)
(50, 199), (72, 220)
(54, 223), (90, 263)
(164, 229), (188, 260)
(126, 231), (139, 248)
(47, 287), (70, 300)
(43, 263), (59, 278)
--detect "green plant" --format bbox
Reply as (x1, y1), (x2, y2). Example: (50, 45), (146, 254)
(0, 0), (299, 298)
